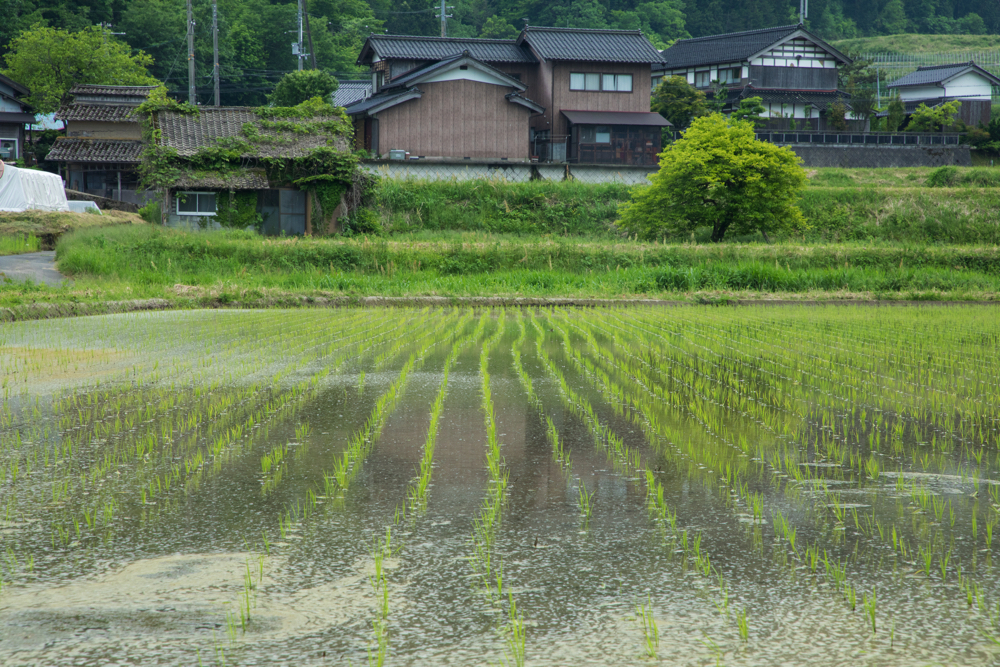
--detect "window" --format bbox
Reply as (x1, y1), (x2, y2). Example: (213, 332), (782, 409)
(579, 126), (611, 143)
(571, 72), (629, 91)
(602, 74), (633, 92)
(694, 71), (710, 87)
(0, 139), (16, 161)
(717, 67), (740, 84)
(570, 72), (600, 90)
(176, 192), (217, 216)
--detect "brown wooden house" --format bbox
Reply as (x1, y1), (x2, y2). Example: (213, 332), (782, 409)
(348, 27), (670, 165)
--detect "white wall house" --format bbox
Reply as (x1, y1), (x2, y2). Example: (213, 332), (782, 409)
(654, 24), (852, 128)
(886, 62), (999, 127)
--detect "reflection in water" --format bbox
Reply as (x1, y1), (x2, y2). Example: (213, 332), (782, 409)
(0, 306), (998, 665)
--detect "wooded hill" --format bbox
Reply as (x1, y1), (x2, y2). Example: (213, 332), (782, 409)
(1, 0), (997, 106)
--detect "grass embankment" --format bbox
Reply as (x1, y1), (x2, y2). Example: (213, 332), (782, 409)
(0, 210), (144, 247)
(832, 33), (1000, 54)
(368, 175), (1000, 244)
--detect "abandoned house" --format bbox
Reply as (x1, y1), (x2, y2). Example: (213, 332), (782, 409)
(147, 103), (354, 235)
(346, 27), (670, 165)
(47, 84), (157, 204)
(0, 74), (33, 163)
(883, 62), (1000, 127)
(656, 24), (853, 131)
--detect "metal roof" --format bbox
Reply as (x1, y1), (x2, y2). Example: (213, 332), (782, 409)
(358, 34), (535, 65)
(332, 80), (371, 108)
(56, 104), (139, 122)
(344, 89), (421, 116)
(0, 73), (29, 96)
(519, 27), (663, 64)
(46, 138), (144, 163)
(562, 110), (672, 126)
(661, 24), (849, 68)
(887, 62), (1000, 88)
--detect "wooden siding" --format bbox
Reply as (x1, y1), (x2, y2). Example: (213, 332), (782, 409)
(67, 121), (142, 140)
(749, 66), (838, 90)
(550, 63), (651, 135)
(376, 79), (531, 159)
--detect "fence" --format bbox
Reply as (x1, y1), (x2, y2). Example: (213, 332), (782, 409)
(755, 130), (964, 146)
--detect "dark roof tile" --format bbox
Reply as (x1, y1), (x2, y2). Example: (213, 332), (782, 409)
(661, 24), (849, 68)
(56, 104), (139, 122)
(46, 138), (143, 163)
(68, 84), (158, 96)
(360, 34), (535, 65)
(333, 80), (371, 107)
(173, 170), (269, 190)
(519, 27), (663, 63)
(887, 62), (1000, 88)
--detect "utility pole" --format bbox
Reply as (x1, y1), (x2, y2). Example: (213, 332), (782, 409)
(187, 0), (197, 104)
(297, 0), (304, 70)
(212, 1), (220, 106)
(305, 8), (317, 69)
(440, 0), (447, 37)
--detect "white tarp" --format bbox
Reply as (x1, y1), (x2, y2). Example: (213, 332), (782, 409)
(0, 161), (70, 212)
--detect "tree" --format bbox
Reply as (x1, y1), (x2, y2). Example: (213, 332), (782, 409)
(2, 24), (158, 113)
(827, 99), (849, 131)
(907, 100), (961, 132)
(885, 94), (906, 132)
(651, 76), (707, 130)
(730, 96), (765, 126)
(269, 70), (339, 107)
(616, 114), (807, 243)
(481, 15), (519, 38)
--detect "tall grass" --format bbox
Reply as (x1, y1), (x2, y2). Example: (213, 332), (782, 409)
(0, 234), (40, 256)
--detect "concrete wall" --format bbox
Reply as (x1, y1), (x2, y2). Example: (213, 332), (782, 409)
(791, 145), (972, 168)
(360, 159), (656, 184)
(376, 79), (532, 159)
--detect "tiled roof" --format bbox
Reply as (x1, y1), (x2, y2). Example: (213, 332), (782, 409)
(46, 138), (143, 163)
(358, 34), (535, 65)
(344, 89), (421, 116)
(157, 107), (348, 158)
(662, 25), (803, 68)
(519, 27), (663, 63)
(887, 62), (1000, 88)
(388, 53), (525, 90)
(55, 104), (139, 122)
(333, 80), (371, 107)
(68, 84), (158, 96)
(173, 170), (269, 190)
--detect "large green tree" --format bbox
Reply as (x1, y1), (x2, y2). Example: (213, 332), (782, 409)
(651, 76), (707, 130)
(269, 69), (339, 106)
(2, 24), (159, 113)
(617, 114), (807, 242)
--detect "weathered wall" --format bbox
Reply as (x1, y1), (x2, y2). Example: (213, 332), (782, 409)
(67, 121), (142, 140)
(360, 159), (656, 184)
(791, 145), (972, 168)
(376, 79), (532, 159)
(550, 62), (651, 135)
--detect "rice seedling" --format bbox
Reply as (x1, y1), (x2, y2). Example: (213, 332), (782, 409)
(636, 596), (659, 658)
(863, 590), (877, 634)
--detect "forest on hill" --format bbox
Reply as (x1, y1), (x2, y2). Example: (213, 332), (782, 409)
(1, 0), (997, 106)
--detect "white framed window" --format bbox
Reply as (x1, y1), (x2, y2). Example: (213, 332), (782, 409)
(0, 138), (17, 161)
(717, 67), (740, 85)
(176, 191), (217, 216)
(694, 71), (710, 87)
(570, 72), (602, 91)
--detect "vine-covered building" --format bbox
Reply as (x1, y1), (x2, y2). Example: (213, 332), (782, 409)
(144, 101), (355, 235)
(346, 27), (670, 165)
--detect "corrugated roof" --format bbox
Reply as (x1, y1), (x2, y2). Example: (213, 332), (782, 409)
(46, 138), (144, 163)
(68, 84), (158, 96)
(519, 27), (663, 63)
(562, 110), (671, 126)
(359, 34), (535, 65)
(157, 107), (349, 158)
(333, 80), (371, 107)
(887, 62), (1000, 88)
(56, 104), (139, 122)
(662, 24), (804, 68)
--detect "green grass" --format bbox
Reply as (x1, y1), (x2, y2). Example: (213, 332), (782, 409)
(831, 34), (1000, 54)
(0, 234), (40, 256)
(0, 209), (145, 244)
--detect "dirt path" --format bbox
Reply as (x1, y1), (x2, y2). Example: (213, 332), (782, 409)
(0, 251), (68, 286)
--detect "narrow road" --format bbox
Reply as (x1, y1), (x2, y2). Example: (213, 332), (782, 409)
(0, 251), (69, 286)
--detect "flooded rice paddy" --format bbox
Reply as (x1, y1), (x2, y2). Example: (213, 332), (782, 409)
(0, 305), (999, 665)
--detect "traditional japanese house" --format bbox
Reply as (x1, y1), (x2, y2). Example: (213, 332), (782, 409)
(348, 27), (670, 165)
(656, 24), (853, 130)
(47, 84), (157, 203)
(884, 62), (999, 127)
(0, 74), (34, 163)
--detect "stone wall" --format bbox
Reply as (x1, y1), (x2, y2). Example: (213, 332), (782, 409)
(790, 145), (972, 168)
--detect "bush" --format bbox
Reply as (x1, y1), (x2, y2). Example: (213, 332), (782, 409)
(344, 208), (383, 236)
(138, 200), (161, 224)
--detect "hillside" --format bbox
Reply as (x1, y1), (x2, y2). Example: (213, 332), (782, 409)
(833, 34), (1000, 55)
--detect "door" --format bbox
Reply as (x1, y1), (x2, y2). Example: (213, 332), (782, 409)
(279, 189), (306, 235)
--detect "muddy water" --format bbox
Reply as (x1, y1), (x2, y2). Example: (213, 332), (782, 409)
(0, 307), (999, 665)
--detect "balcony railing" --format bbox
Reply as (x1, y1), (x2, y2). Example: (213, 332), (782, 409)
(753, 131), (964, 146)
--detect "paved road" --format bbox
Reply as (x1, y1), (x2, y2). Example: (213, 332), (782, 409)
(0, 251), (69, 286)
